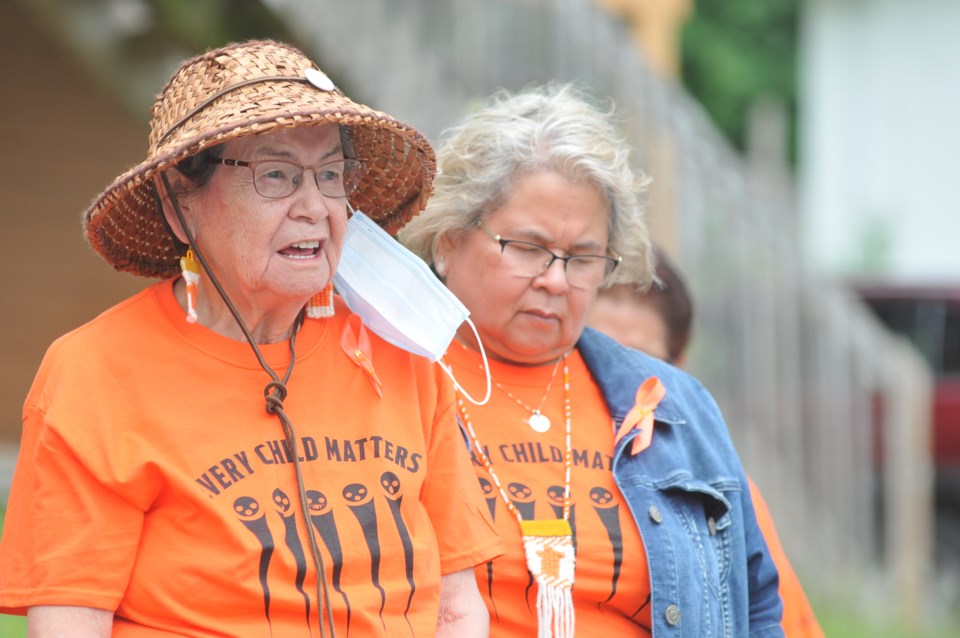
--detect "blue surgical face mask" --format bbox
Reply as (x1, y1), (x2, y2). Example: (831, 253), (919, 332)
(333, 210), (490, 405)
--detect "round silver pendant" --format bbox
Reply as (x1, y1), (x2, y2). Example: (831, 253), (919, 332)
(527, 412), (551, 433)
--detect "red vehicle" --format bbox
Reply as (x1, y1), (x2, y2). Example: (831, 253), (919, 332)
(853, 283), (960, 564)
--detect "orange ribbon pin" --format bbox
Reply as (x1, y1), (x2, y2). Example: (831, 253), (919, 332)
(615, 377), (666, 455)
(340, 314), (383, 397)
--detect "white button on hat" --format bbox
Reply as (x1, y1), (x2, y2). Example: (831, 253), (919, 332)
(305, 68), (336, 91)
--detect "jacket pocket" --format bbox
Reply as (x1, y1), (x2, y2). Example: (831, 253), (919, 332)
(665, 479), (738, 593)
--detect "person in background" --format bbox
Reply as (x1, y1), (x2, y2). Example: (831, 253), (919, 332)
(589, 247), (825, 637)
(399, 84), (784, 637)
(588, 248), (692, 366)
(0, 40), (500, 637)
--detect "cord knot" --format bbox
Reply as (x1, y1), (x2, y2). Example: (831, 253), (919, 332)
(264, 380), (288, 414)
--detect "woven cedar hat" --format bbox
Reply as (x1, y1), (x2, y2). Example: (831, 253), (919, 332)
(83, 39), (436, 278)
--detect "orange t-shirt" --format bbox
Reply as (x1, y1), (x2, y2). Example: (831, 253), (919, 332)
(748, 478), (824, 638)
(445, 344), (653, 636)
(0, 281), (501, 636)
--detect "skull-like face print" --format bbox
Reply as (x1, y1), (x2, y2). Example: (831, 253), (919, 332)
(234, 496), (261, 519)
(547, 485), (567, 505)
(590, 486), (615, 507)
(342, 483), (370, 504)
(305, 490), (329, 513)
(507, 482), (534, 502)
(479, 477), (495, 497)
(380, 472), (401, 497)
(272, 488), (292, 513)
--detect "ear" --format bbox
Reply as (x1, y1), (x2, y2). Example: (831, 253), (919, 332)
(435, 233), (460, 278)
(153, 171), (190, 244)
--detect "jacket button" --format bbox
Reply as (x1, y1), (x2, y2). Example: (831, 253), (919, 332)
(665, 604), (681, 626)
(648, 505), (662, 523)
(707, 516), (717, 535)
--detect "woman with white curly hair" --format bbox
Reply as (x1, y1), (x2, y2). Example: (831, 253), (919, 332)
(399, 84), (784, 638)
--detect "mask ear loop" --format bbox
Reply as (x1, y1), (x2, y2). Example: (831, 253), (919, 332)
(438, 317), (492, 406)
(346, 198), (490, 404)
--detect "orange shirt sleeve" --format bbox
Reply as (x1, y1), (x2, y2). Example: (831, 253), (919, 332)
(748, 476), (825, 638)
(0, 402), (143, 614)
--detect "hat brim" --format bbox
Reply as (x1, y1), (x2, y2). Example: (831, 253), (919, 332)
(84, 74), (434, 278)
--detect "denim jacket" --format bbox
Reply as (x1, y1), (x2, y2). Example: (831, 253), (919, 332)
(578, 327), (784, 637)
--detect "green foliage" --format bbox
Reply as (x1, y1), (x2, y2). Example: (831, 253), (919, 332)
(815, 599), (960, 638)
(680, 0), (798, 161)
(0, 614), (26, 637)
(0, 504), (26, 636)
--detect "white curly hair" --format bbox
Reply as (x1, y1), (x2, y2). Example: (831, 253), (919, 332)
(398, 83), (655, 290)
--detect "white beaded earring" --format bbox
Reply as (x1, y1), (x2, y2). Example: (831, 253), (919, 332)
(180, 249), (200, 323)
(306, 282), (335, 318)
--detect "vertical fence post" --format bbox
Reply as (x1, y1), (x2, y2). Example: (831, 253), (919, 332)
(882, 336), (935, 627)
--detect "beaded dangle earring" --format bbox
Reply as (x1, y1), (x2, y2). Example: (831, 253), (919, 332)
(179, 248), (201, 323)
(306, 282), (335, 318)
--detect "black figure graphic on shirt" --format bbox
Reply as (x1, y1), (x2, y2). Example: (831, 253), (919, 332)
(477, 477), (500, 620)
(507, 481), (537, 611)
(478, 476), (498, 520)
(234, 495), (275, 637)
(273, 488), (313, 636)
(547, 484), (578, 556)
(632, 593), (653, 624)
(343, 482), (386, 630)
(590, 486), (623, 606)
(380, 471), (416, 635)
(306, 489), (351, 637)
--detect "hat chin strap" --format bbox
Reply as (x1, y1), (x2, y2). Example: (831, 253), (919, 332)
(159, 172), (338, 636)
(159, 171), (301, 351)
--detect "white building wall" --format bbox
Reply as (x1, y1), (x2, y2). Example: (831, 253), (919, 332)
(800, 0), (960, 281)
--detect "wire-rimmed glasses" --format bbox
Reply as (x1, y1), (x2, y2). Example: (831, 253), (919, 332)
(208, 157), (365, 199)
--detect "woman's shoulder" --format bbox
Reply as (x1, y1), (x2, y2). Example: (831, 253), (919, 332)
(578, 330), (745, 485)
(577, 327), (730, 445)
(25, 283), (169, 411)
(47, 283), (167, 351)
(578, 328), (714, 404)
(32, 283), (170, 393)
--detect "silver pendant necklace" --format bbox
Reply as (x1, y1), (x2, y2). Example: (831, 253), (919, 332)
(492, 355), (564, 433)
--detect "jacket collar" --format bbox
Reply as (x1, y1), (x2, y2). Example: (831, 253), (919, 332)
(577, 327), (686, 426)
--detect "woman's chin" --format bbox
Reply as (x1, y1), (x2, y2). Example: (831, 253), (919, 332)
(494, 339), (568, 365)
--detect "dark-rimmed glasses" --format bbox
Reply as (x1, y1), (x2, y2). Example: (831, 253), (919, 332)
(208, 157), (365, 199)
(478, 223), (621, 289)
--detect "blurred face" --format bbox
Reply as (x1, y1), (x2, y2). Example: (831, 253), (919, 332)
(588, 284), (671, 361)
(175, 124), (349, 308)
(439, 170), (611, 365)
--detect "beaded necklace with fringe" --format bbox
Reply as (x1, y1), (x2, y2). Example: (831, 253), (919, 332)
(454, 351), (575, 638)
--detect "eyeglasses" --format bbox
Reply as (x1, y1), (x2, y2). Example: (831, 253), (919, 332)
(207, 157), (365, 199)
(478, 223), (621, 289)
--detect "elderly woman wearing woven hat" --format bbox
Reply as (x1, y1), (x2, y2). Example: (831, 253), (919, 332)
(398, 84), (785, 638)
(0, 40), (501, 637)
